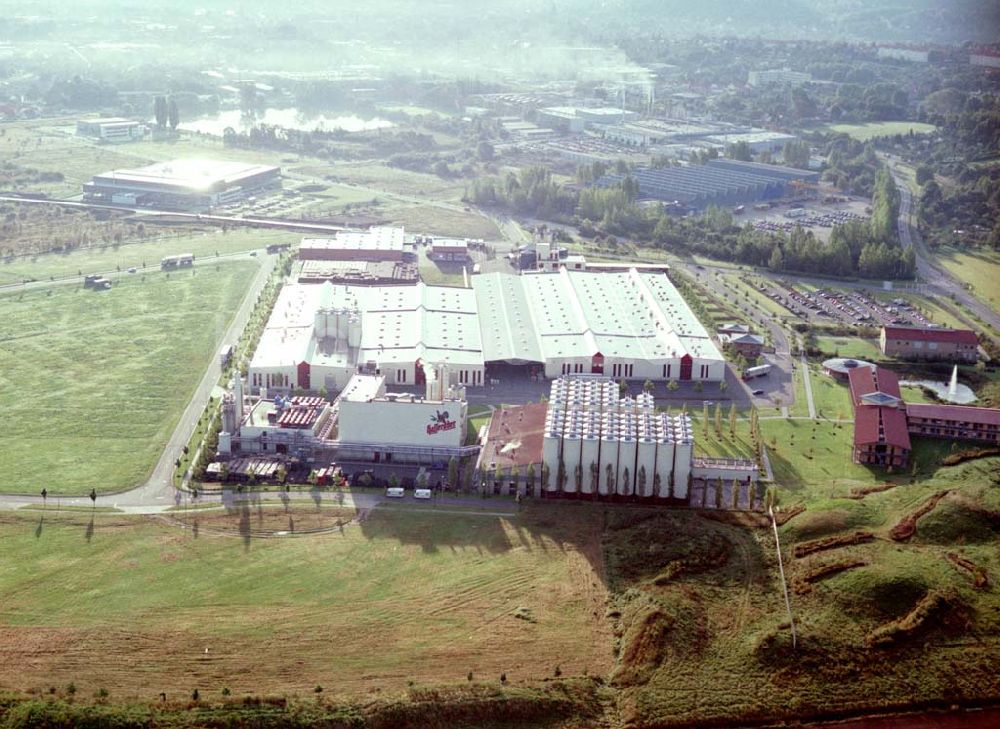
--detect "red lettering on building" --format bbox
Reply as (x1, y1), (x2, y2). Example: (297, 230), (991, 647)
(426, 420), (457, 435)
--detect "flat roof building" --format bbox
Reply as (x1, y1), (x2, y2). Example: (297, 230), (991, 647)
(299, 227), (406, 262)
(473, 268), (725, 382)
(76, 117), (147, 143)
(83, 158), (280, 210)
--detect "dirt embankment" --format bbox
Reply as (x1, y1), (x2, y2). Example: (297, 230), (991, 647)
(794, 558), (868, 594)
(945, 552), (989, 590)
(866, 590), (962, 648)
(889, 491), (950, 542)
(847, 482), (898, 500)
(793, 531), (875, 559)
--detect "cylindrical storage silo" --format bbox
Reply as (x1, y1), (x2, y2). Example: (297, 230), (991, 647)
(581, 432), (600, 496)
(542, 431), (562, 494)
(562, 432), (582, 494)
(673, 436), (693, 501)
(655, 436), (675, 498)
(617, 434), (637, 497)
(598, 430), (619, 497)
(636, 437), (657, 498)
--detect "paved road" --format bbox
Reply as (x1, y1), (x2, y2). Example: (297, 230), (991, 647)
(888, 164), (1000, 337)
(800, 354), (817, 419)
(0, 194), (351, 235)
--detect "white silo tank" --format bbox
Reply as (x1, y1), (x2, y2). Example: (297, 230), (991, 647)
(347, 313), (362, 348)
(542, 431), (562, 494)
(562, 432), (582, 494)
(617, 434), (637, 497)
(598, 430), (619, 497)
(673, 436), (693, 501)
(636, 436), (657, 498)
(655, 436), (675, 499)
(581, 432), (600, 496)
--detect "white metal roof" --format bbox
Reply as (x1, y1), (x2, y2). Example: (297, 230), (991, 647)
(472, 268), (723, 364)
(301, 227), (405, 254)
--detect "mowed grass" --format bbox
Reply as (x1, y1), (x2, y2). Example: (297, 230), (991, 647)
(0, 227), (291, 283)
(0, 504), (611, 698)
(0, 262), (257, 495)
(814, 336), (882, 361)
(933, 246), (1000, 317)
(384, 203), (501, 240)
(822, 121), (937, 142)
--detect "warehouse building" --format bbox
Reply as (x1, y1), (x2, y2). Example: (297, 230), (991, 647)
(76, 117), (147, 143)
(702, 131), (799, 155)
(298, 227), (406, 262)
(598, 158), (819, 209)
(83, 158), (280, 209)
(747, 68), (812, 87)
(248, 267), (725, 400)
(473, 268), (726, 382)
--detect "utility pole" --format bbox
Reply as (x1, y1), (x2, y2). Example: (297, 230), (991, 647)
(769, 504), (797, 650)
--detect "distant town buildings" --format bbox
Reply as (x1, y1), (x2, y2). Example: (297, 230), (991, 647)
(76, 117), (147, 143)
(747, 68), (812, 87)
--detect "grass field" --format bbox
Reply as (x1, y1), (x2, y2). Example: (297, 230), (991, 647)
(0, 228), (290, 284)
(822, 121), (937, 142)
(932, 246), (1000, 317)
(814, 336), (882, 361)
(0, 262), (257, 495)
(0, 504), (611, 699)
(383, 203), (501, 240)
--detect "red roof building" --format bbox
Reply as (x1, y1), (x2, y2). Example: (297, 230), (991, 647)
(906, 403), (1000, 444)
(847, 366), (911, 469)
(880, 326), (979, 362)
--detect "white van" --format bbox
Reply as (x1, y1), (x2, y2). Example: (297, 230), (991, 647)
(386, 487), (405, 498)
(414, 488), (432, 500)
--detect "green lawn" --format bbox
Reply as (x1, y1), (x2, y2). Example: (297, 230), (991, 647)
(932, 246), (1000, 318)
(814, 336), (881, 361)
(822, 121), (937, 142)
(0, 505), (610, 697)
(807, 366), (855, 419)
(0, 262), (257, 494)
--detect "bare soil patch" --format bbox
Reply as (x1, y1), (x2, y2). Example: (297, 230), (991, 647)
(889, 491), (950, 542)
(793, 531), (875, 559)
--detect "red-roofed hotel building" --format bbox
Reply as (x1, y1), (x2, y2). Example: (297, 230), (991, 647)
(879, 326), (979, 363)
(847, 366), (911, 468)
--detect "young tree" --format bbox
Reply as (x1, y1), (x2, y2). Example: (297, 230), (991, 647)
(702, 402), (710, 437)
(540, 462), (550, 491)
(167, 98), (180, 131)
(526, 463), (536, 492)
(154, 96), (168, 128)
(728, 403), (737, 438)
(275, 464), (287, 485)
(643, 379), (654, 393)
(714, 402), (722, 437)
(715, 477), (724, 509)
(448, 456), (459, 488)
(388, 472), (399, 489)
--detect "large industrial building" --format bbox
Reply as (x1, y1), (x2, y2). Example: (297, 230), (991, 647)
(879, 325), (979, 363)
(474, 268), (725, 381)
(599, 158), (819, 209)
(83, 158), (281, 210)
(247, 267), (726, 396)
(248, 280), (485, 394)
(220, 367), (474, 466)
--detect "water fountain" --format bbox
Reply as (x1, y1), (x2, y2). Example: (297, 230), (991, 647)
(901, 363), (977, 405)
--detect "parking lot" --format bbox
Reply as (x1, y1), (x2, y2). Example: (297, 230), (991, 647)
(738, 196), (871, 242)
(759, 280), (936, 329)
